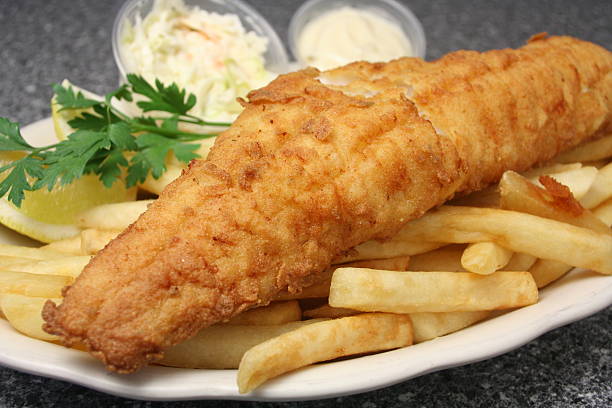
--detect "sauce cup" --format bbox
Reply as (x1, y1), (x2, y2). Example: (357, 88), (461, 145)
(288, 0), (426, 69)
(112, 0), (290, 81)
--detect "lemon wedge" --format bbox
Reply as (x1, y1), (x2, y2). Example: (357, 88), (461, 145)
(0, 172), (137, 243)
(51, 79), (102, 140)
(0, 114), (137, 243)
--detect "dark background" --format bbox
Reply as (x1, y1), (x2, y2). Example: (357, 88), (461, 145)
(0, 0), (611, 407)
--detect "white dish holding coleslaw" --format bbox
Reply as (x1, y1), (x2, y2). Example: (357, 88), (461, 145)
(112, 0), (289, 123)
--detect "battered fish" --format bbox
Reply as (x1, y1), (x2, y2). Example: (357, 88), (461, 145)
(43, 35), (611, 373)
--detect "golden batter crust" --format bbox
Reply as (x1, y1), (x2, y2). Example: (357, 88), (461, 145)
(43, 35), (611, 373)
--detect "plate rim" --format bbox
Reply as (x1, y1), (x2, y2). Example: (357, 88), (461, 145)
(0, 117), (610, 402)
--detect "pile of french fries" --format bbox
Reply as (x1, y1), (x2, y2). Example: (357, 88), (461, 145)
(0, 134), (611, 393)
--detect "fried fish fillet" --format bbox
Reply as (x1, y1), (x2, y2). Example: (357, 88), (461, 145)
(43, 35), (611, 373)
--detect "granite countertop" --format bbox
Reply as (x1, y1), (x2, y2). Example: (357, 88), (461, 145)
(0, 0), (610, 406)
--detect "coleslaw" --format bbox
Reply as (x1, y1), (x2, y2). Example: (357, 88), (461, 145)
(119, 0), (275, 122)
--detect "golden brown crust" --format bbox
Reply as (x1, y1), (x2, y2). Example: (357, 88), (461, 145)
(322, 35), (611, 193)
(43, 36), (611, 372)
(538, 175), (584, 217)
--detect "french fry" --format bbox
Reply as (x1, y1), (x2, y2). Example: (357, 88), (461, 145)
(499, 171), (610, 234)
(504, 252), (537, 271)
(0, 256), (40, 269)
(303, 304), (358, 319)
(499, 170), (608, 285)
(76, 200), (153, 230)
(531, 166), (598, 200)
(0, 128), (607, 390)
(0, 293), (60, 341)
(388, 206), (612, 274)
(579, 162), (612, 209)
(5, 256), (91, 278)
(593, 198), (612, 226)
(407, 245), (465, 272)
(80, 229), (121, 255)
(529, 259), (573, 288)
(0, 270), (72, 297)
(161, 137), (215, 167)
(168, 137), (216, 166)
(237, 313), (413, 393)
(554, 133), (612, 163)
(139, 165), (184, 196)
(160, 319), (325, 369)
(274, 256), (411, 300)
(42, 235), (83, 255)
(0, 244), (65, 261)
(409, 311), (491, 343)
(461, 242), (513, 275)
(225, 301), (301, 325)
(329, 269), (538, 313)
(311, 299), (483, 349)
(333, 240), (443, 263)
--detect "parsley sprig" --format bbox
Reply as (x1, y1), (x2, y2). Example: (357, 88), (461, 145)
(0, 74), (230, 206)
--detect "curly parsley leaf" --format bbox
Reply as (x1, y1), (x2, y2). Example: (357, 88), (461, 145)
(68, 104), (124, 131)
(106, 84), (133, 103)
(52, 84), (100, 110)
(0, 78), (229, 207)
(97, 148), (130, 188)
(108, 122), (137, 150)
(0, 157), (44, 207)
(0, 118), (34, 151)
(127, 133), (199, 185)
(34, 130), (111, 191)
(128, 74), (196, 115)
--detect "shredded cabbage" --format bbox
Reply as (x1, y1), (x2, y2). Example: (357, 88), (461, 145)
(120, 0), (274, 122)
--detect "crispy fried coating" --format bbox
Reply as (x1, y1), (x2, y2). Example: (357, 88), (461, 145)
(43, 36), (611, 373)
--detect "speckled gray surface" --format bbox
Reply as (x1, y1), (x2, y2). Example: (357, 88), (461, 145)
(0, 0), (611, 406)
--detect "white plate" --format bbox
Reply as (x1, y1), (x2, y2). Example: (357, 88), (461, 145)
(1, 118), (611, 401)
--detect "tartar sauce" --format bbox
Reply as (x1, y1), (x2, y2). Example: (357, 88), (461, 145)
(297, 7), (413, 71)
(120, 0), (274, 122)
